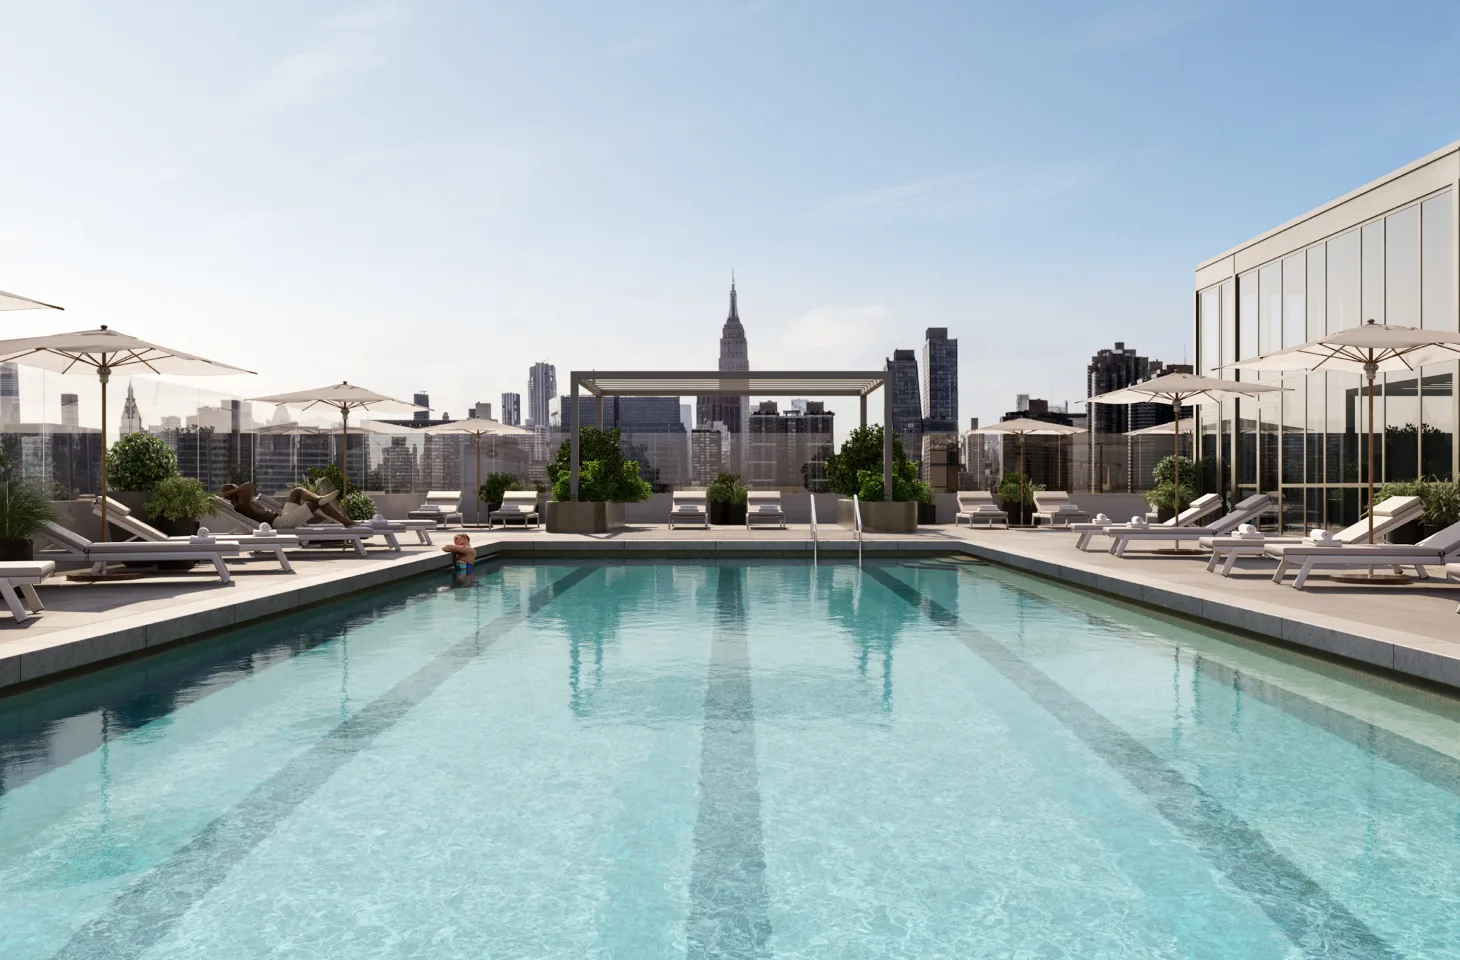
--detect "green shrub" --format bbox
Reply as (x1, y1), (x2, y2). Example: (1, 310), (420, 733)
(706, 472), (748, 505)
(477, 472), (524, 506)
(996, 472), (1044, 508)
(146, 476), (217, 522)
(0, 477), (58, 541)
(823, 425), (925, 501)
(305, 463), (356, 496)
(344, 491), (376, 521)
(107, 433), (178, 491)
(546, 426), (653, 502)
(1371, 479), (1460, 530)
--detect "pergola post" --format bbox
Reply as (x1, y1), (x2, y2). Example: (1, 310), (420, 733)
(860, 394), (867, 427)
(570, 375), (580, 500)
(882, 374), (893, 500)
(595, 394), (603, 429)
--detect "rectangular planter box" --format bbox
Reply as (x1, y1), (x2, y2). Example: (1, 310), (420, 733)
(545, 500), (626, 534)
(836, 499), (916, 533)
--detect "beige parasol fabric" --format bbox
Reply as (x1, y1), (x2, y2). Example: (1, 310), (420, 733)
(423, 418), (532, 525)
(251, 382), (425, 494)
(0, 325), (254, 542)
(1231, 320), (1460, 542)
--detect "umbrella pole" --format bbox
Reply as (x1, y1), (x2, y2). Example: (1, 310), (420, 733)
(1366, 364), (1376, 544)
(341, 407), (349, 499)
(98, 367), (110, 543)
(475, 433), (482, 526)
(1173, 399), (1181, 517)
(1020, 433), (1027, 526)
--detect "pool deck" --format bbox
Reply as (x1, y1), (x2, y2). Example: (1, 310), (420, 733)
(1, 522), (1458, 694)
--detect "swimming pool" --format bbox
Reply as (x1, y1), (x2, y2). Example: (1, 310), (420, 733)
(2, 559), (1459, 959)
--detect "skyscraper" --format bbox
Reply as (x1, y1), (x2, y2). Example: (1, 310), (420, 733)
(528, 362), (557, 463)
(500, 392), (521, 426)
(119, 383), (142, 434)
(60, 393), (78, 427)
(527, 362), (556, 429)
(696, 279), (750, 472)
(886, 349), (922, 462)
(469, 401), (492, 420)
(0, 362), (18, 425)
(921, 327), (958, 425)
(413, 392), (430, 423)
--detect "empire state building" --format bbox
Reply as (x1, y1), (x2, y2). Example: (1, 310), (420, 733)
(696, 279), (750, 471)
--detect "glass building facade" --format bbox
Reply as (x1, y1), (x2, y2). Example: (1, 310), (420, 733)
(1195, 146), (1459, 532)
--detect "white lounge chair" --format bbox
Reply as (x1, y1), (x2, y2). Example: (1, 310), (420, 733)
(488, 490), (540, 529)
(746, 491), (785, 529)
(210, 496), (382, 557)
(669, 490), (709, 529)
(1200, 495), (1424, 577)
(1032, 491), (1090, 529)
(0, 561), (54, 624)
(1103, 493), (1276, 557)
(35, 522), (241, 583)
(955, 491), (1008, 529)
(90, 496), (300, 574)
(1072, 494), (1223, 551)
(1266, 518), (1460, 589)
(408, 490), (465, 526)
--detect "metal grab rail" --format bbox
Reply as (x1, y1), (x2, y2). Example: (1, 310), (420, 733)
(852, 493), (863, 567)
(809, 493), (818, 566)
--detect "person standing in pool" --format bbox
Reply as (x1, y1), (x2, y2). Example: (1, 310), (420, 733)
(443, 533), (475, 573)
(219, 481), (357, 529)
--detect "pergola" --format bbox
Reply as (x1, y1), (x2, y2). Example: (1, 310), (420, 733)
(568, 370), (890, 500)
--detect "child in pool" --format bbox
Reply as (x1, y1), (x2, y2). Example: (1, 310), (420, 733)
(442, 533), (474, 572)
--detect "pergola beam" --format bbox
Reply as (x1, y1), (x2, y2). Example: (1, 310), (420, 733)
(567, 368), (890, 500)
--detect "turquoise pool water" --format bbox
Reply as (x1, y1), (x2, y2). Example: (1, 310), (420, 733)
(2, 559), (1459, 959)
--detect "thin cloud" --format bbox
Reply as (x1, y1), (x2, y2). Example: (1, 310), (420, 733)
(249, 1), (408, 114)
(813, 161), (1098, 221)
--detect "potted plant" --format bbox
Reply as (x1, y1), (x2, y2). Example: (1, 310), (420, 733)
(1371, 479), (1460, 543)
(0, 476), (58, 561)
(106, 432), (180, 520)
(544, 426), (652, 533)
(145, 476), (217, 538)
(345, 491), (377, 521)
(823, 425), (927, 533)
(1147, 455), (1197, 523)
(477, 472), (523, 514)
(996, 472), (1043, 526)
(706, 472), (748, 525)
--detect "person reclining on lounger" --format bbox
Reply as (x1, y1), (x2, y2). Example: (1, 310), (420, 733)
(219, 481), (357, 529)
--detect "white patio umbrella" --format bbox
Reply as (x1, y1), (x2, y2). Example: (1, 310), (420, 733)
(423, 418), (531, 525)
(0, 325), (254, 541)
(250, 382), (425, 495)
(1085, 373), (1286, 516)
(973, 418), (1083, 523)
(0, 289), (63, 312)
(1231, 319), (1460, 543)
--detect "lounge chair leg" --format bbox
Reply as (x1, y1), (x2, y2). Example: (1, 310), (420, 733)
(353, 538), (367, 557)
(2, 583), (30, 623)
(1205, 551), (1220, 572)
(213, 556), (232, 585)
(275, 548), (294, 574)
(1077, 533), (1090, 551)
(1292, 560), (1313, 590)
(1221, 552), (1241, 577)
(1272, 558), (1288, 584)
(20, 584), (43, 611)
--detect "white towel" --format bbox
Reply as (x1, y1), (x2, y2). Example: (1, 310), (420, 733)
(1235, 523), (1264, 540)
(1094, 513), (1110, 523)
(1309, 529), (1334, 541)
(370, 514), (391, 527)
(254, 523), (275, 535)
(1128, 516), (1148, 527)
(188, 533), (216, 545)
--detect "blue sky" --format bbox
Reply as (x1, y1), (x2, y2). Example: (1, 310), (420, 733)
(4, 0), (1460, 432)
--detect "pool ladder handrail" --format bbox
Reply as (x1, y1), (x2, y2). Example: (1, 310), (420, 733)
(809, 492), (818, 566)
(851, 493), (863, 567)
